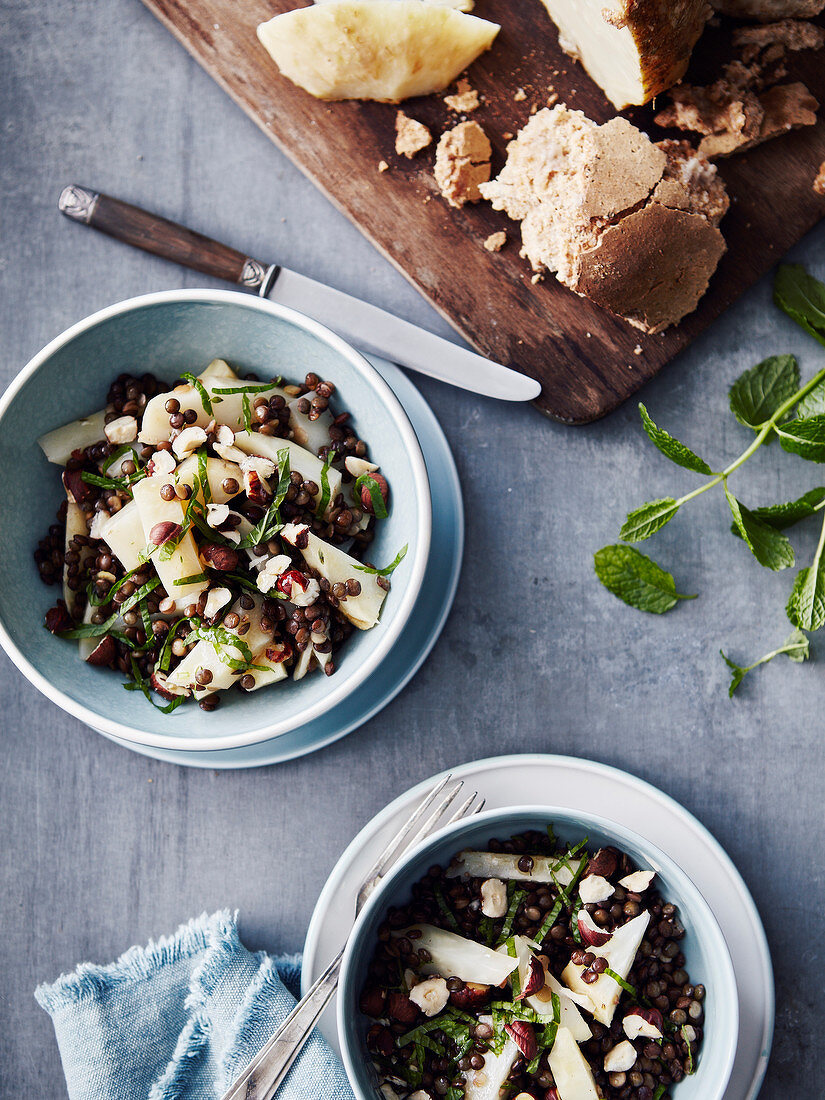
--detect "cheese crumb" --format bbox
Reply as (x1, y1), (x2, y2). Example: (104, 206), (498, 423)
(444, 77), (480, 113)
(434, 121), (491, 208)
(377, 160), (389, 173)
(395, 111), (432, 158)
(814, 161), (825, 195)
(483, 230), (507, 252)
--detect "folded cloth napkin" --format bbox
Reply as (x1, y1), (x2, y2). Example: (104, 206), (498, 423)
(35, 910), (355, 1100)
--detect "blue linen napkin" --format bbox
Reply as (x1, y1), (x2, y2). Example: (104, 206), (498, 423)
(35, 910), (355, 1100)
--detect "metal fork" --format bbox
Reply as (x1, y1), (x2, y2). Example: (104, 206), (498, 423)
(220, 775), (485, 1100)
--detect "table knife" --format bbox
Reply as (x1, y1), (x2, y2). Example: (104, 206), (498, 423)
(58, 185), (541, 403)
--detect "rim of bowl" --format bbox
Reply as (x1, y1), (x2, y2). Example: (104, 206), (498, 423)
(338, 803), (740, 1100)
(0, 289), (432, 752)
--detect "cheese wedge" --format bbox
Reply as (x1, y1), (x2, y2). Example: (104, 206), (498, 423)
(257, 1), (499, 102)
(538, 0), (709, 109)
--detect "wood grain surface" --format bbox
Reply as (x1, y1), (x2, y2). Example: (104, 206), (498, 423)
(140, 0), (825, 423)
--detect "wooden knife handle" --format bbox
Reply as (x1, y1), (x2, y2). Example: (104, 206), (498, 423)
(57, 184), (276, 291)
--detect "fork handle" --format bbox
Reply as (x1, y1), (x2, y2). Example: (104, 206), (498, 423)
(221, 949), (343, 1100)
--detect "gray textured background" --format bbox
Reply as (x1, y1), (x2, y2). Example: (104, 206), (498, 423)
(1, 1), (823, 1096)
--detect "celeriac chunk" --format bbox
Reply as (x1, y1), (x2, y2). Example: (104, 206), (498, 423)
(138, 380), (288, 444)
(166, 594), (274, 693)
(232, 433), (342, 508)
(38, 411), (107, 466)
(132, 477), (208, 611)
(280, 523), (387, 629)
(257, 1), (499, 103)
(98, 500), (145, 572)
(548, 1026), (601, 1100)
(173, 455), (244, 505)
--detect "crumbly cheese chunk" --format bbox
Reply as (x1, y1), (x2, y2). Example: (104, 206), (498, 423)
(537, 0), (709, 109)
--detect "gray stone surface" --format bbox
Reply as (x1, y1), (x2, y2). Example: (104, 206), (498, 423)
(1, 1), (823, 1095)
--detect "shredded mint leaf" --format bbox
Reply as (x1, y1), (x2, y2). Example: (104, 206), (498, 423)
(235, 449), (290, 550)
(172, 572), (207, 586)
(776, 415), (825, 463)
(724, 486), (795, 571)
(638, 404), (712, 475)
(604, 968), (636, 997)
(353, 544), (407, 576)
(730, 487), (825, 533)
(181, 373), (213, 416)
(774, 264), (825, 346)
(721, 630), (809, 697)
(595, 545), (695, 615)
(212, 380), (281, 395)
(729, 355), (800, 430)
(620, 498), (679, 543)
(241, 393), (253, 433)
(316, 450), (336, 517)
(354, 473), (388, 520)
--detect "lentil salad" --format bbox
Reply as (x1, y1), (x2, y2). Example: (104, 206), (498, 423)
(36, 358), (405, 712)
(360, 828), (704, 1100)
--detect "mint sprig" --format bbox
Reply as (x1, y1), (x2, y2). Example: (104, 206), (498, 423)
(721, 629), (809, 697)
(181, 373), (213, 416)
(596, 263), (825, 695)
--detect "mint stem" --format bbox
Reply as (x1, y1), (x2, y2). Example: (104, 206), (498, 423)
(674, 367), (825, 509)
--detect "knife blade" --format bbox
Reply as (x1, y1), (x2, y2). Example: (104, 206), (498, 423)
(58, 185), (541, 402)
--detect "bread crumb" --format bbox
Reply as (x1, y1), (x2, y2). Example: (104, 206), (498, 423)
(547, 91), (559, 106)
(531, 272), (543, 284)
(814, 161), (825, 195)
(434, 121), (492, 208)
(395, 112), (432, 158)
(514, 87), (527, 102)
(378, 160), (389, 173)
(503, 131), (514, 141)
(445, 78), (480, 113)
(483, 230), (507, 252)
(634, 344), (643, 355)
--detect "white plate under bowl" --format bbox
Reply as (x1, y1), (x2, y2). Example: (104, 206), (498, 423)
(303, 753), (773, 1100)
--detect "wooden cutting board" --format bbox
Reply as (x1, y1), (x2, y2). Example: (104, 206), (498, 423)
(141, 0), (825, 423)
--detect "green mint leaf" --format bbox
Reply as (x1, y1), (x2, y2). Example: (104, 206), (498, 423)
(728, 355), (800, 430)
(776, 415), (825, 463)
(181, 372), (213, 416)
(774, 263), (825, 346)
(619, 498), (679, 542)
(797, 378), (825, 420)
(638, 404), (712, 475)
(594, 545), (696, 614)
(724, 487), (795, 571)
(786, 564), (825, 632)
(353, 544), (408, 576)
(721, 629), (809, 697)
(730, 487), (825, 534)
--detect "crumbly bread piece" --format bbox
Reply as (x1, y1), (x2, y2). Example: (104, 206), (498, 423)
(395, 112), (432, 157)
(483, 230), (507, 251)
(434, 121), (491, 207)
(480, 106), (728, 333)
(733, 18), (825, 51)
(537, 0), (710, 108)
(652, 140), (731, 224)
(444, 77), (480, 112)
(577, 206), (726, 334)
(712, 0), (824, 18)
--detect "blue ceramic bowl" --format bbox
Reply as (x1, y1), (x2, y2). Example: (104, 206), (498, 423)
(338, 806), (739, 1100)
(0, 290), (431, 751)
